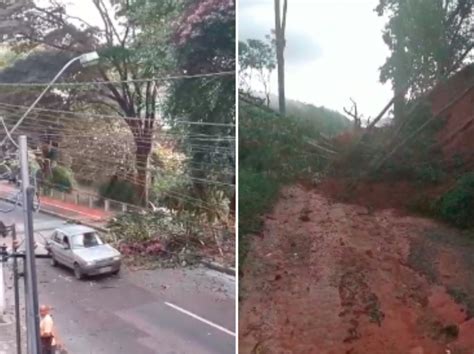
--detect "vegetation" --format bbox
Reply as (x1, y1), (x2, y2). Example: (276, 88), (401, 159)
(437, 173), (474, 228)
(0, 0), (235, 211)
(239, 38), (276, 106)
(239, 98), (349, 263)
(99, 178), (138, 205)
(108, 207), (221, 266)
(0, 1), (235, 265)
(376, 0), (473, 120)
(47, 165), (75, 192)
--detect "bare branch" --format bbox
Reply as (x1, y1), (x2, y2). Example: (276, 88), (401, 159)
(343, 97), (362, 128)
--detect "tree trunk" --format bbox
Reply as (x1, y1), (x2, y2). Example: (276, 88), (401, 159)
(274, 0), (287, 115)
(135, 138), (151, 206)
(276, 44), (286, 115)
(393, 91), (406, 122)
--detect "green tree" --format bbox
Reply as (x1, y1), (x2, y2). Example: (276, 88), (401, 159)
(239, 37), (276, 107)
(376, 0), (473, 120)
(167, 0), (235, 214)
(0, 0), (179, 204)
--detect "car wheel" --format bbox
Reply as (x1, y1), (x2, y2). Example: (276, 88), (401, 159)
(112, 268), (120, 275)
(50, 255), (58, 267)
(73, 264), (84, 280)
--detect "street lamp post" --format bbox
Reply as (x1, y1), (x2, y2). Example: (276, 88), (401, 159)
(0, 51), (99, 147)
(9, 51), (99, 354)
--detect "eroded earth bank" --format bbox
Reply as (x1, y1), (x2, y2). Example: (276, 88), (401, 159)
(240, 185), (474, 354)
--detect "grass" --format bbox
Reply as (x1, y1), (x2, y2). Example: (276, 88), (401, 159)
(238, 99), (349, 266)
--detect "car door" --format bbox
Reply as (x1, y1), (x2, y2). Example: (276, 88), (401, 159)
(50, 232), (62, 262)
(60, 235), (75, 268)
(54, 233), (69, 267)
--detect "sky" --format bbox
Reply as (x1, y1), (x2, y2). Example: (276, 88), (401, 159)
(37, 0), (111, 28)
(239, 0), (394, 119)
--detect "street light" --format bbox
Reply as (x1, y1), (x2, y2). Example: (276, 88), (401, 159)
(7, 51), (99, 354)
(0, 51), (100, 146)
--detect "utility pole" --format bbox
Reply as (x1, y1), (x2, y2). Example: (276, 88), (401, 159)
(12, 224), (22, 354)
(274, 0), (287, 116)
(19, 135), (41, 354)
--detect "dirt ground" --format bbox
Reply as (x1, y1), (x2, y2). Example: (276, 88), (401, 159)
(239, 184), (474, 354)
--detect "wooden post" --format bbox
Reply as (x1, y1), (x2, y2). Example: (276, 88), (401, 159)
(74, 193), (79, 205)
(88, 196), (93, 208)
(104, 199), (110, 212)
(121, 203), (127, 213)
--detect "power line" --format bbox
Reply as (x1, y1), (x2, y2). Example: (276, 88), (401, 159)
(0, 103), (235, 127)
(0, 71), (235, 88)
(36, 180), (226, 215)
(54, 153), (235, 187)
(0, 117), (19, 148)
(54, 152), (235, 178)
(0, 117), (236, 142)
(0, 115), (235, 147)
(0, 130), (235, 152)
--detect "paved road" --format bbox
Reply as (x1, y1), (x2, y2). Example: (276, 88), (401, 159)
(0, 201), (236, 354)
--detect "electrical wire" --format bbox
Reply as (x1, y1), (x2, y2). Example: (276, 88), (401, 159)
(0, 118), (235, 160)
(0, 108), (235, 140)
(0, 70), (235, 88)
(53, 152), (235, 187)
(0, 102), (235, 127)
(0, 117), (19, 148)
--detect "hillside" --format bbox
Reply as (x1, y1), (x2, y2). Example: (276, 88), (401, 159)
(268, 94), (352, 135)
(239, 97), (350, 265)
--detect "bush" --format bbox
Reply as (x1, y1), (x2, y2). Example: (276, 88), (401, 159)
(108, 209), (205, 267)
(437, 173), (474, 228)
(108, 211), (164, 243)
(99, 178), (138, 204)
(48, 166), (75, 192)
(239, 169), (280, 264)
(239, 99), (348, 265)
(414, 164), (446, 184)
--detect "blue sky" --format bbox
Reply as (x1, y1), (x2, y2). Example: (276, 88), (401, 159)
(239, 0), (393, 119)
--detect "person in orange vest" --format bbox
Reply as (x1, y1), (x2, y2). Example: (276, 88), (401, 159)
(39, 305), (61, 354)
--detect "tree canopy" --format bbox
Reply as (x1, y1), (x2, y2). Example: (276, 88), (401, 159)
(239, 37), (276, 106)
(376, 0), (473, 119)
(0, 0), (235, 216)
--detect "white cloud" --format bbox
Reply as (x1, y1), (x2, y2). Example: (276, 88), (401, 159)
(239, 0), (393, 118)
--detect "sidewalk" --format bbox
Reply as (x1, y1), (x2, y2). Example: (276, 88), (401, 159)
(0, 183), (111, 353)
(0, 182), (113, 230)
(0, 256), (23, 354)
(1, 240), (70, 354)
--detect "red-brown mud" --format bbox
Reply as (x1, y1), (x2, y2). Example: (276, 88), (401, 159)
(239, 185), (474, 354)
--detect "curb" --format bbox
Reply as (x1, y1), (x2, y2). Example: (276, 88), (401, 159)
(0, 195), (235, 277)
(0, 196), (109, 233)
(36, 208), (109, 233)
(200, 260), (235, 276)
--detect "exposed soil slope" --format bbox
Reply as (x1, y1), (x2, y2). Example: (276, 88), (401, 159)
(429, 64), (474, 168)
(240, 185), (474, 354)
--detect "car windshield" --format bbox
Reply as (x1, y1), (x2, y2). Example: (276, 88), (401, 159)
(70, 232), (103, 249)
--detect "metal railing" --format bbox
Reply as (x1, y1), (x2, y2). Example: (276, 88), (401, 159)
(40, 184), (143, 215)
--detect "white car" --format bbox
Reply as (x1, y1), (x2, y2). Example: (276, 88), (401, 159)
(46, 225), (121, 280)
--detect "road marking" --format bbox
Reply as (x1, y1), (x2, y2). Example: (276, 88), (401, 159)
(164, 301), (235, 337)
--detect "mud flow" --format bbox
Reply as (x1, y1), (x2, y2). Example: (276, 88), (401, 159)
(240, 185), (474, 354)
